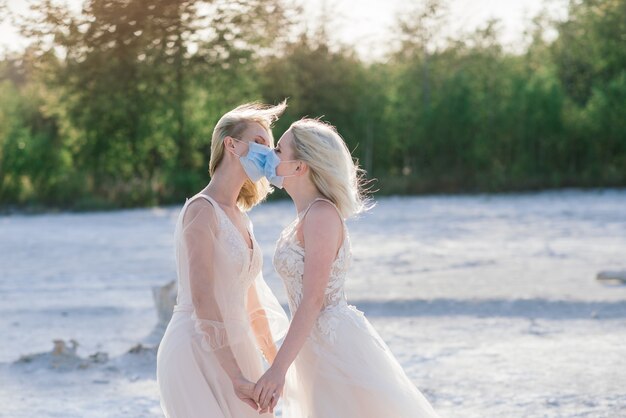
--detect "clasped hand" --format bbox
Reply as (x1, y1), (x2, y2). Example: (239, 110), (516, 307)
(233, 366), (285, 414)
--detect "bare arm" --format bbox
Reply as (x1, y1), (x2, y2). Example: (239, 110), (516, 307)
(254, 202), (343, 412)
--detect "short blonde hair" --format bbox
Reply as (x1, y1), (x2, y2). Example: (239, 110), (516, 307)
(290, 118), (371, 218)
(209, 101), (287, 211)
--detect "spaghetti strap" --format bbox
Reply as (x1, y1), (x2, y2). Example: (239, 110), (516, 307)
(299, 197), (343, 221)
(294, 197), (345, 256)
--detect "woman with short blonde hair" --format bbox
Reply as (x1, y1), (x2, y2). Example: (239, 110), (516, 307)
(208, 103), (284, 210)
(157, 101), (289, 418)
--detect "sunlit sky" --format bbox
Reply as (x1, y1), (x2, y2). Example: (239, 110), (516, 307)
(1, 0), (569, 60)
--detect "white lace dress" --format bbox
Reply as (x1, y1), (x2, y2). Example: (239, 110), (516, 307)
(157, 194), (288, 418)
(273, 198), (439, 418)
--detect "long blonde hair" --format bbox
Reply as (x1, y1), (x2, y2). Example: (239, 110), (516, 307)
(290, 118), (371, 218)
(209, 101), (287, 211)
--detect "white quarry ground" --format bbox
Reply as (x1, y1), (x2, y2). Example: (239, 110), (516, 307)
(1, 189), (625, 417)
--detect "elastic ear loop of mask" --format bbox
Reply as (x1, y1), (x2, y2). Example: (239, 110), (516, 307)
(278, 159), (301, 177)
(229, 137), (247, 157)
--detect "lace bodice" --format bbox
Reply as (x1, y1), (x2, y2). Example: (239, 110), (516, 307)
(210, 200), (262, 286)
(273, 199), (355, 342)
(175, 194), (262, 308)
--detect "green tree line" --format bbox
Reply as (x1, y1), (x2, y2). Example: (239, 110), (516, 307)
(0, 0), (624, 210)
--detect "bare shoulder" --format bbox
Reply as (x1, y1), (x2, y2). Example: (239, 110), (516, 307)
(302, 200), (343, 241)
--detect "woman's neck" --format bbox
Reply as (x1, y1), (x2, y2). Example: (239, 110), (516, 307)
(289, 180), (325, 216)
(202, 167), (246, 209)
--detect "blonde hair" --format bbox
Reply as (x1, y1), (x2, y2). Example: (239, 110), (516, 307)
(290, 118), (371, 218)
(209, 101), (287, 211)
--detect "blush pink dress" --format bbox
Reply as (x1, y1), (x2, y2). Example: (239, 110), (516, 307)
(157, 194), (288, 418)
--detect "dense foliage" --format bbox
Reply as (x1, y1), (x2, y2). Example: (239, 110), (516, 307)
(1, 0), (624, 209)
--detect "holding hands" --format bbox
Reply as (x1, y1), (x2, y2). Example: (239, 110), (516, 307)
(233, 365), (286, 415)
(253, 365), (286, 414)
(232, 375), (259, 411)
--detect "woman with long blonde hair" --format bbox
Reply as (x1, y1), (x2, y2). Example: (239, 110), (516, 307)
(253, 118), (439, 417)
(156, 102), (289, 418)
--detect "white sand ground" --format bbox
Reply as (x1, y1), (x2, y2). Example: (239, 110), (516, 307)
(1, 189), (625, 417)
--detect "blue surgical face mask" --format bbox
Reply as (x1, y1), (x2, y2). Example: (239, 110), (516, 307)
(263, 150), (299, 189)
(230, 138), (272, 182)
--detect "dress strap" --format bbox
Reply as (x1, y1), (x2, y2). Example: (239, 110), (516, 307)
(298, 197), (344, 223)
(295, 197), (346, 253)
(185, 193), (222, 223)
(187, 193), (215, 205)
